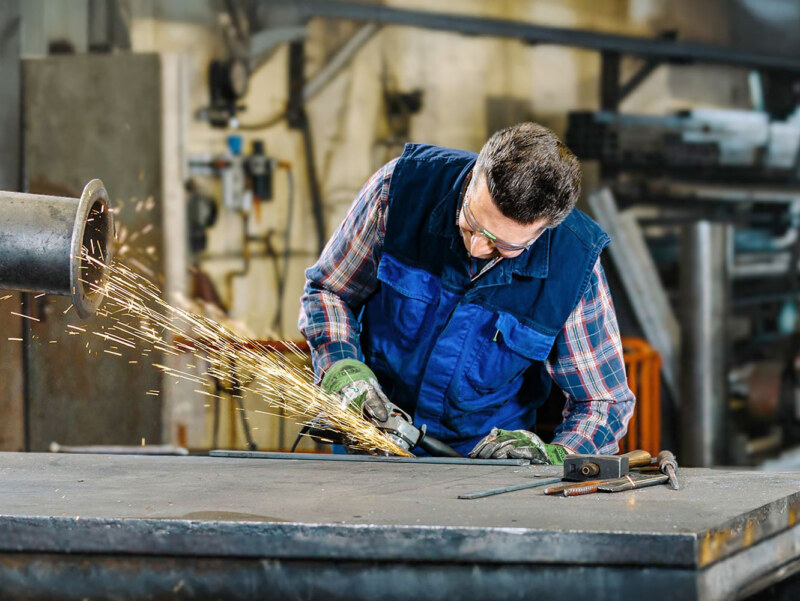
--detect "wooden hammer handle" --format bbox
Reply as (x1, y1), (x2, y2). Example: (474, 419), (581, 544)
(622, 449), (652, 468)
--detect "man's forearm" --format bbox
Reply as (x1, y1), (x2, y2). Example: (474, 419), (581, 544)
(297, 160), (396, 377)
(553, 396), (635, 454)
(547, 259), (636, 455)
(298, 285), (364, 376)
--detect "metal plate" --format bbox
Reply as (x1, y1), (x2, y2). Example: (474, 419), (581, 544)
(2, 452), (800, 600)
(0, 452), (798, 569)
(23, 54), (164, 451)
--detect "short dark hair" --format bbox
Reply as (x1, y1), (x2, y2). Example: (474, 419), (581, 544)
(473, 122), (581, 226)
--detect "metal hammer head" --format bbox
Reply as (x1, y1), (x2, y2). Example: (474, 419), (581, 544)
(563, 454), (629, 482)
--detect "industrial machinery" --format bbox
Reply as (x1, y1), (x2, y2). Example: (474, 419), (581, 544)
(0, 179), (114, 318)
(206, 58), (250, 129)
(189, 136), (274, 216)
(567, 109), (800, 466)
(567, 109), (800, 183)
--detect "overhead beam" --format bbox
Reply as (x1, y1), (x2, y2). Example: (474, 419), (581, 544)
(264, 0), (800, 73)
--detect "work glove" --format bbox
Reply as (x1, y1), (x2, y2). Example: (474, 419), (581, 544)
(321, 359), (392, 423)
(468, 428), (567, 465)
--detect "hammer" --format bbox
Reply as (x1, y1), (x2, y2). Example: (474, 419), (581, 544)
(563, 449), (651, 482)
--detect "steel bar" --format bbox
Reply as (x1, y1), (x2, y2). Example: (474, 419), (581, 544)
(0, 179), (114, 317)
(209, 450), (530, 466)
(268, 0), (800, 73)
(458, 477), (562, 500)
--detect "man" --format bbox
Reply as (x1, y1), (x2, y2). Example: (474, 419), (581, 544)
(299, 123), (634, 463)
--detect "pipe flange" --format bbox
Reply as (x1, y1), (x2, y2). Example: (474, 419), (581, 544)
(70, 179), (114, 318)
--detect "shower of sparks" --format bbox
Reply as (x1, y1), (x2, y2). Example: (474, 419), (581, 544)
(79, 249), (410, 457)
(10, 311), (40, 322)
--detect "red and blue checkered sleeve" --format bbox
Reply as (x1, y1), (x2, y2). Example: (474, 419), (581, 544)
(547, 258), (635, 455)
(298, 159), (397, 376)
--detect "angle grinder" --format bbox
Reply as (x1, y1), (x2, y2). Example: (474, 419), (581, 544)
(376, 405), (462, 457)
(292, 404), (462, 457)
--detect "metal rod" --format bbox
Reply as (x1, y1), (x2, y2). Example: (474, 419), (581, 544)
(209, 450), (530, 466)
(544, 480), (608, 495)
(458, 477), (562, 500)
(270, 0), (800, 72)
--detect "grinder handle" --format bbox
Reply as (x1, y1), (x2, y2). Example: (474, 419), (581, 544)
(622, 449), (651, 468)
(417, 431), (462, 458)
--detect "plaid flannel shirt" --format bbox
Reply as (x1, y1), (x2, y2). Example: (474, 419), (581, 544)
(299, 159), (635, 454)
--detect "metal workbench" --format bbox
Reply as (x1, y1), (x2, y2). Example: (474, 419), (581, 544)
(0, 452), (799, 600)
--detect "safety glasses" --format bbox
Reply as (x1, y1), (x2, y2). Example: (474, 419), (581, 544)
(461, 199), (540, 254)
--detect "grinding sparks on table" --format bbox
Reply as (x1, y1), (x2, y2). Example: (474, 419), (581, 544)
(77, 248), (410, 457)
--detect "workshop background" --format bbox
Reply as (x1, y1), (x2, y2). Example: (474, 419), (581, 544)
(2, 0), (800, 469)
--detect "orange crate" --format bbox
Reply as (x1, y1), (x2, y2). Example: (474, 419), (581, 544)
(619, 337), (661, 456)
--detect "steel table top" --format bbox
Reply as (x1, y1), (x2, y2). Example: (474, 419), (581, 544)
(0, 452), (799, 600)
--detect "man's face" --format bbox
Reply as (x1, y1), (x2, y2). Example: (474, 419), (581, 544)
(458, 174), (549, 259)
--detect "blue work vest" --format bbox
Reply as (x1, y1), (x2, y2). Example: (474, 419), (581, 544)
(360, 144), (610, 455)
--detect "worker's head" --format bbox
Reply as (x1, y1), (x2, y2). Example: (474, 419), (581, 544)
(458, 122), (581, 259)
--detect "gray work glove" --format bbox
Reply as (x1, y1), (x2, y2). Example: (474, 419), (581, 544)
(321, 359), (391, 422)
(469, 428), (567, 465)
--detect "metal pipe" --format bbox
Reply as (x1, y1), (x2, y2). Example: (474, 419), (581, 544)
(680, 221), (729, 466)
(302, 22), (381, 103)
(0, 179), (114, 318)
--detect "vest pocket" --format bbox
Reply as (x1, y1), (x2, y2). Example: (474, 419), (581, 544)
(463, 312), (555, 397)
(376, 254), (440, 344)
